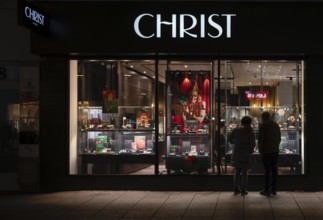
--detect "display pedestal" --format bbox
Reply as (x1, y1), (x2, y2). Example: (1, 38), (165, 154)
(80, 154), (155, 174)
(165, 156), (210, 175)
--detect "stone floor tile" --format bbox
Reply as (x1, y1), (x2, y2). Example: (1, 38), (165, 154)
(215, 201), (243, 210)
(123, 209), (157, 218)
(183, 209), (214, 217)
(162, 202), (191, 209)
(296, 202), (323, 209)
(154, 208), (186, 218)
(131, 202), (163, 210)
(301, 208), (323, 218)
(292, 192), (319, 198)
(274, 217), (306, 220)
(183, 217), (213, 220)
(272, 208), (304, 217)
(213, 209), (243, 218)
(244, 208), (273, 217)
(244, 217), (275, 220)
(188, 202), (216, 209)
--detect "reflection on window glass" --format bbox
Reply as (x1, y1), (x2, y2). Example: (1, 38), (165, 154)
(0, 64), (39, 176)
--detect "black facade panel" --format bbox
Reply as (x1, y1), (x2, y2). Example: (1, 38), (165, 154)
(304, 57), (323, 178)
(39, 56), (68, 191)
(31, 1), (323, 56)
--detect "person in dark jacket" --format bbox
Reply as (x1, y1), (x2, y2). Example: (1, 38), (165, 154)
(228, 116), (255, 196)
(258, 111), (281, 196)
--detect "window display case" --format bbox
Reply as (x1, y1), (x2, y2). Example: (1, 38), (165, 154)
(165, 71), (212, 174)
(69, 59), (158, 175)
(224, 106), (302, 174)
(78, 105), (155, 174)
(225, 106), (301, 132)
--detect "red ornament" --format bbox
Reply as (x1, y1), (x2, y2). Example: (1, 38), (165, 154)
(203, 77), (210, 114)
(102, 89), (116, 100)
(180, 75), (192, 95)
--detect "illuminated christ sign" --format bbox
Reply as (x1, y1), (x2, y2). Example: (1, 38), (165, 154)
(24, 4), (45, 27)
(134, 13), (236, 39)
(21, 1), (49, 34)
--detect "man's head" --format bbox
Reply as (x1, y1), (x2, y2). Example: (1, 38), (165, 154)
(261, 111), (271, 122)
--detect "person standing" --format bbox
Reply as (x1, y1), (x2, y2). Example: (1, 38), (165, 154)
(228, 116), (255, 196)
(258, 111), (281, 196)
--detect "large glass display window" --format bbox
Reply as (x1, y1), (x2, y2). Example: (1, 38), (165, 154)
(220, 60), (305, 175)
(69, 59), (305, 176)
(160, 60), (216, 175)
(69, 60), (157, 175)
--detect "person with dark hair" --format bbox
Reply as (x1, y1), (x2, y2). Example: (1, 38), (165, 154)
(228, 116), (255, 196)
(258, 111), (281, 196)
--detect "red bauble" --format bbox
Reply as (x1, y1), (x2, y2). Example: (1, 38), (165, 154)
(180, 77), (192, 95)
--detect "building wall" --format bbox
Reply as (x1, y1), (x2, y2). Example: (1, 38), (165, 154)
(0, 0), (38, 61)
(0, 0), (39, 191)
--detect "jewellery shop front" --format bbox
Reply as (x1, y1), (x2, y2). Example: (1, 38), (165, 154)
(27, 1), (323, 191)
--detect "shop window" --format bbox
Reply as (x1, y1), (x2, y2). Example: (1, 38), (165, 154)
(69, 60), (156, 175)
(221, 60), (304, 175)
(0, 65), (39, 172)
(160, 60), (216, 175)
(69, 59), (305, 176)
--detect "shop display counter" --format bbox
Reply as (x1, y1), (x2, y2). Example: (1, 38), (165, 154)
(165, 155), (210, 174)
(80, 153), (155, 174)
(76, 104), (157, 174)
(225, 153), (301, 174)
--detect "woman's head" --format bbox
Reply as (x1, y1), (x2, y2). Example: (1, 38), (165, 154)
(241, 116), (252, 126)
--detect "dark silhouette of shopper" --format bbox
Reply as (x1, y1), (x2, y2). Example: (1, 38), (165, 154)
(228, 116), (255, 196)
(258, 111), (281, 196)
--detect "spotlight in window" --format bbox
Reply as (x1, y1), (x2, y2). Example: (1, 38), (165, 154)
(184, 65), (188, 68)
